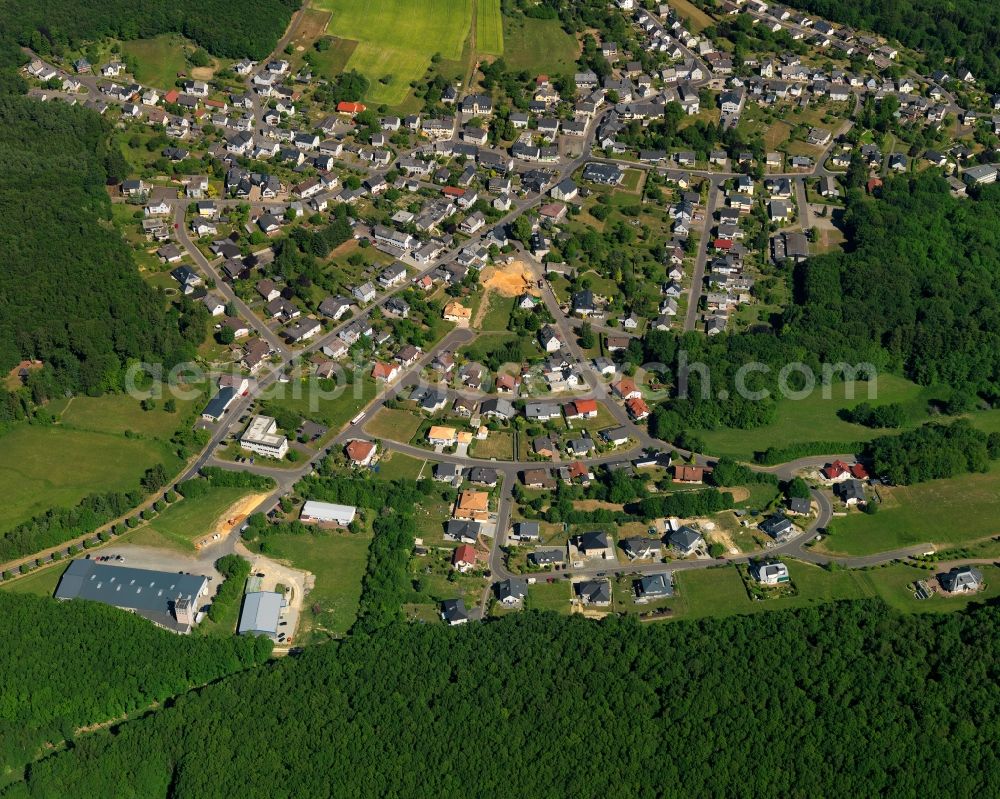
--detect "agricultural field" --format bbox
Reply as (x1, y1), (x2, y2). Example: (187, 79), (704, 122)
(691, 375), (938, 461)
(501, 16), (579, 75)
(475, 0), (504, 55)
(0, 418), (184, 536)
(261, 531), (372, 639)
(128, 487), (257, 553)
(818, 470), (1000, 557)
(317, 0), (475, 105)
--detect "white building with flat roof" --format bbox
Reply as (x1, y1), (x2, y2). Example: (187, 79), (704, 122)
(239, 415), (289, 459)
(300, 500), (357, 526)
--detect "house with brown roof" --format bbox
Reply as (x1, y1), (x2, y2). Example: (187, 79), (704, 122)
(454, 491), (490, 521)
(673, 465), (704, 484)
(345, 439), (377, 467)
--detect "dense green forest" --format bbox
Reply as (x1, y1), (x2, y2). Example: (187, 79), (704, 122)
(645, 174), (1000, 441)
(0, 593), (270, 779)
(0, 0), (298, 61)
(781, 0), (1000, 92)
(4, 600), (998, 797)
(0, 97), (206, 402)
(865, 419), (1000, 484)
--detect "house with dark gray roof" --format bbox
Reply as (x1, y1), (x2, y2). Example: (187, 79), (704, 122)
(759, 513), (795, 542)
(529, 549), (565, 567)
(441, 598), (470, 625)
(496, 577), (528, 605)
(667, 526), (704, 556)
(635, 573), (673, 602)
(575, 579), (611, 605)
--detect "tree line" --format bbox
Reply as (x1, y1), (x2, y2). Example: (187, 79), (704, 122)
(1, 0), (298, 61)
(7, 600), (1000, 797)
(0, 592), (270, 779)
(864, 419), (1000, 484)
(0, 97), (206, 404)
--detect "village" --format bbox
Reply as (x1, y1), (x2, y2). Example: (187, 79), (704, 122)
(13, 0), (1000, 634)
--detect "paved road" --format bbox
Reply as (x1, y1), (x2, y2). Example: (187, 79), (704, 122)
(684, 176), (723, 331)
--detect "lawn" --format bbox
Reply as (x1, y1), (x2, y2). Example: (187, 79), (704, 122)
(502, 16), (579, 75)
(673, 566), (752, 618)
(365, 407), (425, 443)
(470, 431), (515, 460)
(693, 375), (938, 461)
(317, 0), (473, 105)
(527, 578), (571, 614)
(0, 562), (68, 597)
(475, 0), (504, 56)
(479, 293), (515, 331)
(0, 424), (180, 535)
(818, 470), (1000, 557)
(262, 531), (372, 639)
(121, 35), (189, 89)
(128, 487), (254, 553)
(375, 451), (427, 481)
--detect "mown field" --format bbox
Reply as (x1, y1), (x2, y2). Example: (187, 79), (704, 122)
(317, 0), (476, 105)
(501, 15), (579, 74)
(262, 531), (372, 638)
(0, 388), (205, 536)
(128, 486), (255, 553)
(819, 470), (1000, 557)
(120, 35), (189, 87)
(691, 375), (964, 461)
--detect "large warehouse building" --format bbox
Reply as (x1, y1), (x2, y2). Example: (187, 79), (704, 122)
(237, 591), (285, 639)
(299, 500), (356, 526)
(54, 559), (209, 634)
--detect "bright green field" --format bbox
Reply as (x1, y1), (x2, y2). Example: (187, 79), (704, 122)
(475, 0), (504, 55)
(0, 563), (68, 597)
(693, 375), (940, 461)
(374, 451), (427, 481)
(527, 579), (571, 614)
(128, 487), (254, 553)
(0, 425), (179, 535)
(671, 560), (1000, 619)
(819, 470), (1000, 557)
(120, 35), (191, 90)
(0, 387), (201, 534)
(501, 16), (579, 75)
(262, 531), (372, 638)
(318, 0), (474, 105)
